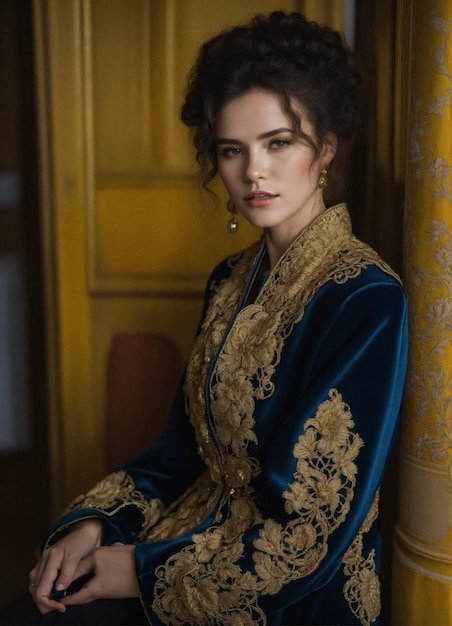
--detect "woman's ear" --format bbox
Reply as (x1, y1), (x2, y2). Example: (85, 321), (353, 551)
(324, 132), (338, 164)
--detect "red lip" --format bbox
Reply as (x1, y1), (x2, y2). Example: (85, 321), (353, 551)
(244, 191), (278, 200)
(243, 191), (279, 209)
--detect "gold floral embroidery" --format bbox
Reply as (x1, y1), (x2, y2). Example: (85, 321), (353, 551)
(255, 390), (363, 596)
(144, 471), (221, 542)
(184, 241), (262, 488)
(153, 496), (265, 626)
(65, 470), (163, 539)
(152, 389), (363, 625)
(343, 491), (381, 626)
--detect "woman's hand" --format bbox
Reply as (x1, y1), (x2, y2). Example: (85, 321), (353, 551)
(29, 519), (103, 614)
(61, 543), (140, 607)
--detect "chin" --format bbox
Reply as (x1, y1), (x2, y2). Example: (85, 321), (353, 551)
(240, 214), (277, 229)
(244, 220), (273, 230)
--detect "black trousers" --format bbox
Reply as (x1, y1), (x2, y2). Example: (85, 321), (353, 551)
(25, 599), (148, 625)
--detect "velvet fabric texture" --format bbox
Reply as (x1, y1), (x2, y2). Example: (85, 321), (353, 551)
(43, 205), (408, 625)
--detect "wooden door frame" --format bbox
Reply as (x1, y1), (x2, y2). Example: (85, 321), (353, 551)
(33, 0), (101, 517)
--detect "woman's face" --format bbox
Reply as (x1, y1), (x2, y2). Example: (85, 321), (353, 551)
(216, 89), (335, 247)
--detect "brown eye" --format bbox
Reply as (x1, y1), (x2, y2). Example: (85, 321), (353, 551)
(269, 139), (292, 150)
(219, 147), (242, 158)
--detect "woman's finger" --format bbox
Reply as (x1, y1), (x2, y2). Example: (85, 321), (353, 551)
(62, 575), (98, 607)
(72, 551), (96, 581)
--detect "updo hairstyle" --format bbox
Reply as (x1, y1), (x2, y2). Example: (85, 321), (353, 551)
(181, 11), (362, 190)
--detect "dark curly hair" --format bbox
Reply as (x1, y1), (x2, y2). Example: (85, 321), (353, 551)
(181, 11), (362, 190)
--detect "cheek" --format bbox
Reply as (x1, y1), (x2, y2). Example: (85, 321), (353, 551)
(285, 154), (318, 184)
(218, 162), (238, 188)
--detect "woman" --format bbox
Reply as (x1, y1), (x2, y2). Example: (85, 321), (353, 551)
(28, 11), (408, 626)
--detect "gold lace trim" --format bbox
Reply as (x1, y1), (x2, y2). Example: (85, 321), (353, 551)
(144, 471), (221, 542)
(342, 491), (381, 626)
(152, 389), (363, 625)
(66, 470), (163, 540)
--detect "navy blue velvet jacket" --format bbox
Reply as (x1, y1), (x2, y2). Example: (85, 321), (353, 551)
(45, 205), (408, 625)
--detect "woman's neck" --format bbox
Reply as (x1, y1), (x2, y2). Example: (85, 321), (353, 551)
(263, 195), (326, 269)
(264, 210), (326, 269)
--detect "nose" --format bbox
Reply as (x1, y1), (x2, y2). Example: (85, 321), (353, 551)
(245, 149), (267, 182)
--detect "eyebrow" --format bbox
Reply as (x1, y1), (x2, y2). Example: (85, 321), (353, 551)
(216, 127), (294, 145)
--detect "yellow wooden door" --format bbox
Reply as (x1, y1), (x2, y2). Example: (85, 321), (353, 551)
(33, 0), (344, 516)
